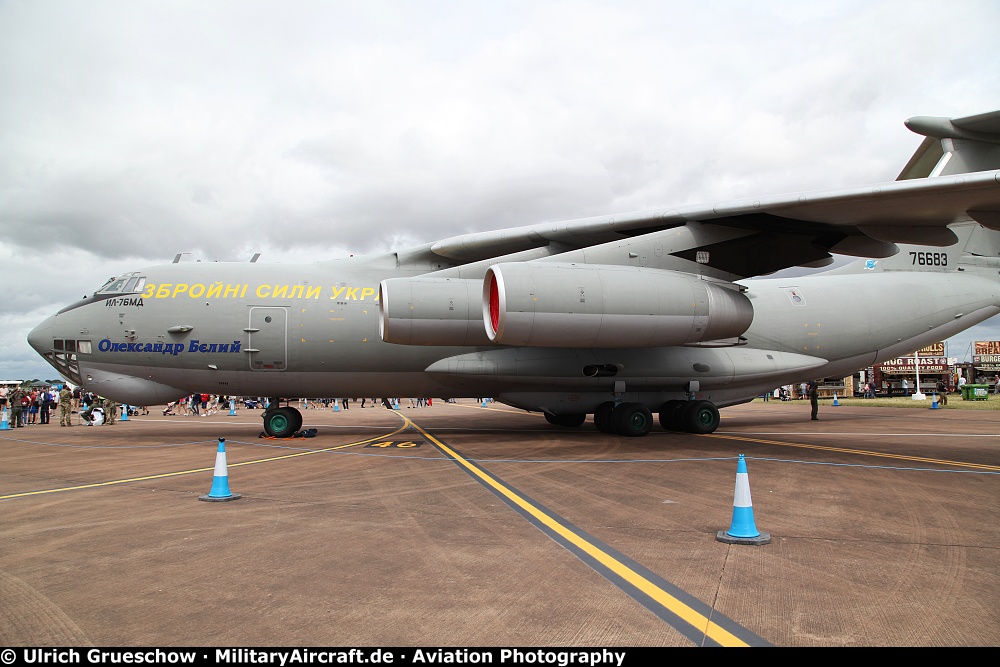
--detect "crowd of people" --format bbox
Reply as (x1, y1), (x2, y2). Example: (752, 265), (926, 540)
(1, 387), (451, 428)
(157, 395), (446, 415)
(0, 384), (141, 427)
(0, 384), (58, 426)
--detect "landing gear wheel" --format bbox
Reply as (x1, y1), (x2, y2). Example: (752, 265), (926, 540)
(684, 400), (720, 434)
(613, 402), (653, 437)
(659, 400), (686, 431)
(544, 412), (587, 427)
(263, 406), (302, 438)
(594, 402), (616, 433)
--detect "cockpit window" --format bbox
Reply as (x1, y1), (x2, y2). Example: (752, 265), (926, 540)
(58, 271), (148, 315)
(96, 272), (146, 295)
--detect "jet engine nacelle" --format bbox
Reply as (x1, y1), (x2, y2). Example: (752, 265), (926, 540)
(483, 263), (754, 348)
(379, 277), (491, 346)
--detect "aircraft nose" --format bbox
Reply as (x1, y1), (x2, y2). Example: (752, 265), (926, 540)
(27, 316), (53, 356)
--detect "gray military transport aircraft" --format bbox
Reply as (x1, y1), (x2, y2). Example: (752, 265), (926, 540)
(28, 110), (1000, 438)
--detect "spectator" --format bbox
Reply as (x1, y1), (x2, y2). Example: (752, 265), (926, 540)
(808, 380), (819, 421)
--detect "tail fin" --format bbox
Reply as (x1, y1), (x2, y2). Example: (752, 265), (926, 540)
(897, 111), (1000, 179)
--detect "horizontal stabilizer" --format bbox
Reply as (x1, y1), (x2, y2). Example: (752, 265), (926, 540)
(900, 110), (1000, 179)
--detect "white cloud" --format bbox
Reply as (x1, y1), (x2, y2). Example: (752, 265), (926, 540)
(2, 0), (999, 378)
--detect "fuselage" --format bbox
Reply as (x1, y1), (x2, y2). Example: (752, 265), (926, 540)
(27, 248), (1000, 414)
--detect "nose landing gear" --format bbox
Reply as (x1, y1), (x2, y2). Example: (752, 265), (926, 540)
(262, 402), (303, 438)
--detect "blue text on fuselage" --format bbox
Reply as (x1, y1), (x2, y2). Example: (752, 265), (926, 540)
(98, 339), (242, 356)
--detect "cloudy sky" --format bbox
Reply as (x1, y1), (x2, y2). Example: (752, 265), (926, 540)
(2, 0), (999, 381)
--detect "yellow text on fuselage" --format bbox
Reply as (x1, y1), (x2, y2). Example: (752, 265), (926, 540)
(140, 284), (378, 301)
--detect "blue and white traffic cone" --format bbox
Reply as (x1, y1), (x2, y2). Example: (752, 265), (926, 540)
(0, 407), (9, 430)
(931, 393), (939, 409)
(199, 438), (241, 502)
(229, 400), (236, 416)
(832, 392), (839, 406)
(333, 399), (340, 412)
(121, 405), (129, 421)
(717, 454), (770, 545)
(482, 399), (488, 408)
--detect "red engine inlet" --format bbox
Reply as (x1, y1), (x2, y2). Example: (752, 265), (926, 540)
(482, 262), (753, 348)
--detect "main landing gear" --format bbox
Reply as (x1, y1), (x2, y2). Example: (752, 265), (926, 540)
(581, 399), (720, 436)
(262, 401), (303, 438)
(594, 402), (654, 437)
(658, 399), (720, 434)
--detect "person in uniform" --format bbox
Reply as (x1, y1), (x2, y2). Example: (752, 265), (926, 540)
(103, 397), (118, 425)
(8, 386), (23, 428)
(59, 385), (74, 426)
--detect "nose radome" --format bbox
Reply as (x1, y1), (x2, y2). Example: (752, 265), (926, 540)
(27, 317), (53, 356)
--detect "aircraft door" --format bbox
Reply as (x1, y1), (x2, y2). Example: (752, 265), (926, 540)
(246, 307), (288, 371)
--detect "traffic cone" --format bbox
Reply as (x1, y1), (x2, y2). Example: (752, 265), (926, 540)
(482, 399), (488, 407)
(199, 438), (241, 502)
(120, 405), (129, 421)
(333, 399), (340, 412)
(931, 393), (939, 409)
(716, 454), (770, 545)
(1, 407), (9, 430)
(832, 392), (839, 406)
(229, 400), (236, 416)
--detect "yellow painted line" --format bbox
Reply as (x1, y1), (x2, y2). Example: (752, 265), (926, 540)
(400, 414), (750, 647)
(704, 433), (1000, 472)
(0, 424), (409, 501)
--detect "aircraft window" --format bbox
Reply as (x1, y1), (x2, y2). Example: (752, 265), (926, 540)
(95, 272), (146, 295)
(78, 340), (92, 354)
(53, 339), (64, 351)
(64, 340), (76, 353)
(49, 350), (83, 385)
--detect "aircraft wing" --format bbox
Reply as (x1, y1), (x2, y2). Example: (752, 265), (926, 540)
(418, 169), (1000, 277)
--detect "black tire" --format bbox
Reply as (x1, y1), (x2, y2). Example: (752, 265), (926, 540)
(544, 412), (587, 427)
(263, 406), (302, 438)
(594, 402), (616, 433)
(613, 402), (653, 437)
(659, 400), (687, 431)
(288, 407), (303, 433)
(684, 400), (720, 434)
